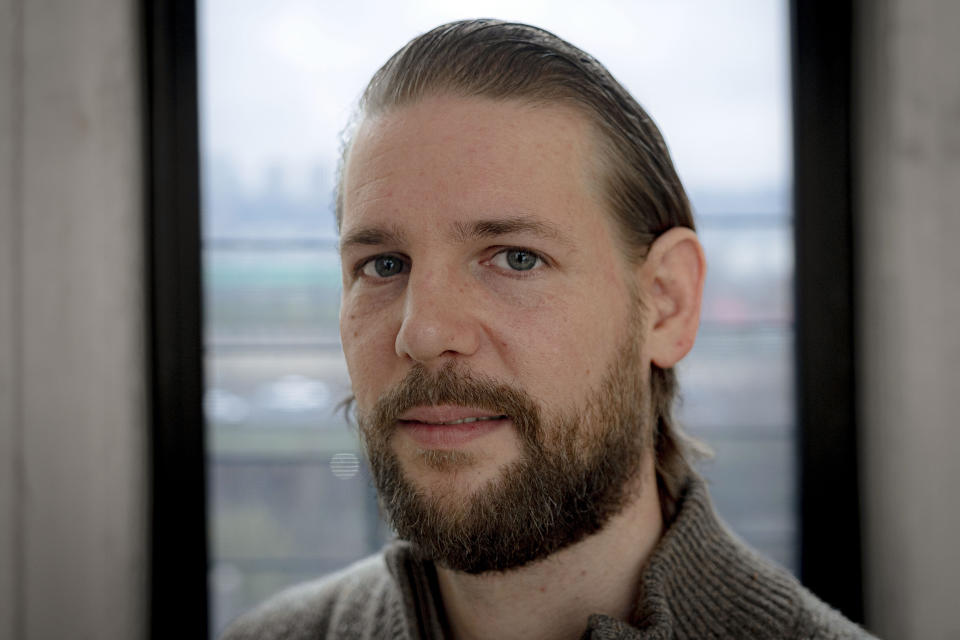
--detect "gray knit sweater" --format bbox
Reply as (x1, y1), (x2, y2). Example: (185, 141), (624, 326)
(222, 476), (876, 639)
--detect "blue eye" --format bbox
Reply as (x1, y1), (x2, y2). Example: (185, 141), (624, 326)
(500, 249), (540, 271)
(361, 255), (406, 278)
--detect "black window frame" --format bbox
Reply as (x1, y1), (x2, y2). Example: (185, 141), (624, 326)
(143, 0), (865, 635)
(143, 0), (208, 637)
(791, 0), (863, 623)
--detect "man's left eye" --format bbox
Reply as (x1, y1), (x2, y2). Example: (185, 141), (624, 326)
(492, 248), (542, 272)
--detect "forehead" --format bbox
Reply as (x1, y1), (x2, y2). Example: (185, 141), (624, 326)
(340, 95), (611, 239)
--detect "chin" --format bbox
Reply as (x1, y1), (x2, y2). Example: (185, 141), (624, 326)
(402, 448), (513, 498)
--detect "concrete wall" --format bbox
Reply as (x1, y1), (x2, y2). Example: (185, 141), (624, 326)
(0, 0), (20, 637)
(0, 0), (147, 638)
(857, 0), (960, 638)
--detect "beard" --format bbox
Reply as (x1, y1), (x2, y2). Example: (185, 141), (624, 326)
(356, 320), (651, 575)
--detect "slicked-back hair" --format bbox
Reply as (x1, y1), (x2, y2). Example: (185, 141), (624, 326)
(337, 19), (703, 517)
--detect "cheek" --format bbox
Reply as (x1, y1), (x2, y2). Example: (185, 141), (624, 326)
(340, 299), (401, 407)
(528, 264), (633, 394)
(493, 290), (624, 400)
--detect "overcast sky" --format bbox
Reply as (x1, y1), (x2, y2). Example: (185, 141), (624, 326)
(199, 0), (790, 199)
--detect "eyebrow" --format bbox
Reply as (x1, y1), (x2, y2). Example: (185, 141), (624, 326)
(339, 226), (408, 252)
(339, 215), (574, 252)
(452, 216), (575, 248)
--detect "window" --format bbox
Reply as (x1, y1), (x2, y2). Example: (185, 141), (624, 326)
(195, 2), (796, 635)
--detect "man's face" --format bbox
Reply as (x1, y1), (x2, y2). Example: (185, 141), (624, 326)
(338, 95), (656, 571)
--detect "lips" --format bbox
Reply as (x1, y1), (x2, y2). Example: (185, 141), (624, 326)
(396, 405), (510, 448)
(398, 405), (507, 425)
(401, 415), (507, 426)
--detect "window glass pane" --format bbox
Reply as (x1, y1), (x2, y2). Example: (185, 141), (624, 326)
(199, 2), (794, 635)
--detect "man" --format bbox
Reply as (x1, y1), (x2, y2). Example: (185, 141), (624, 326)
(224, 19), (874, 639)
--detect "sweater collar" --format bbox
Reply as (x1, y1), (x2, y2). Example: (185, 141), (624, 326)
(593, 474), (799, 638)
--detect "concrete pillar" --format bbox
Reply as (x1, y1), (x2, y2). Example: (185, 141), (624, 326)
(857, 0), (960, 637)
(0, 1), (21, 638)
(0, 0), (147, 638)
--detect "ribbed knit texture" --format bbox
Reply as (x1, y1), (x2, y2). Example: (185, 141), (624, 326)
(221, 476), (877, 639)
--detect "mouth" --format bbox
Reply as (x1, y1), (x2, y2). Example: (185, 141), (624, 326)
(399, 415), (508, 426)
(396, 405), (511, 448)
(398, 404), (508, 425)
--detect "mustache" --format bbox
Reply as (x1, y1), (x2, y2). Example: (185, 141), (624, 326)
(358, 363), (543, 444)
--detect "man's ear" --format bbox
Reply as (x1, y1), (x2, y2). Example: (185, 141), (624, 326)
(638, 227), (706, 368)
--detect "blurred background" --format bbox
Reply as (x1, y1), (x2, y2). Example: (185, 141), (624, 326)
(2, 1), (958, 639)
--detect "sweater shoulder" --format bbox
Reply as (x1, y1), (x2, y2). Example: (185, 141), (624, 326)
(219, 553), (405, 640)
(789, 584), (878, 639)
(691, 527), (876, 639)
(639, 476), (879, 639)
(717, 538), (877, 639)
(696, 531), (877, 639)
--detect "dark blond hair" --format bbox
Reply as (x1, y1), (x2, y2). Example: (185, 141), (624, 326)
(337, 19), (703, 514)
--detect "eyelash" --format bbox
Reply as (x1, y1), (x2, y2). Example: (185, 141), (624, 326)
(354, 247), (547, 280)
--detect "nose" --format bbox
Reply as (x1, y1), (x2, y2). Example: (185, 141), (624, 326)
(395, 268), (482, 364)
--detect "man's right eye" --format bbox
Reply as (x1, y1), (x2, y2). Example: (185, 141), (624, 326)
(360, 255), (407, 278)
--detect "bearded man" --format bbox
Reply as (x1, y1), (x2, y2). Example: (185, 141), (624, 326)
(223, 19), (874, 640)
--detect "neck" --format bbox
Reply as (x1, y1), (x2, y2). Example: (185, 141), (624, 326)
(435, 460), (663, 640)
